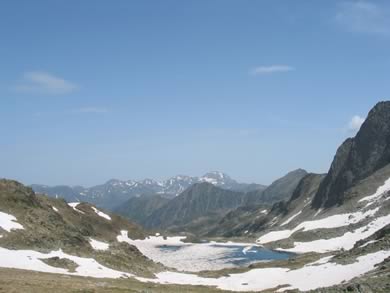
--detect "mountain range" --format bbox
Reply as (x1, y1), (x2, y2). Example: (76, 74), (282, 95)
(115, 168), (307, 234)
(31, 171), (266, 211)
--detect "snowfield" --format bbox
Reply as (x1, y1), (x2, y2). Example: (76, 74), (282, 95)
(0, 247), (131, 279)
(0, 211), (24, 232)
(257, 207), (379, 244)
(278, 213), (390, 253)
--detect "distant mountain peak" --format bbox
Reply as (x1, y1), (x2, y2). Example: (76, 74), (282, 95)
(31, 171), (266, 211)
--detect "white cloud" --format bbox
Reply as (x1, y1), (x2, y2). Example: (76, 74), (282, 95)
(348, 115), (365, 131)
(335, 1), (390, 35)
(251, 65), (294, 75)
(13, 71), (78, 95)
(74, 107), (108, 113)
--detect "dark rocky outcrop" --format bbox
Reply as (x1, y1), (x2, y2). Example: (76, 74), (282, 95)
(313, 101), (390, 208)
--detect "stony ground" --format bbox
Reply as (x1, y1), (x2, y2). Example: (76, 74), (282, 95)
(0, 268), (225, 293)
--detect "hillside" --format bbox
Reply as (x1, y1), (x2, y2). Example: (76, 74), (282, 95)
(144, 183), (246, 230)
(245, 168), (308, 205)
(0, 179), (161, 277)
(114, 194), (170, 224)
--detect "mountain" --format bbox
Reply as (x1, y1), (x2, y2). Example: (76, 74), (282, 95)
(32, 171), (265, 211)
(0, 179), (161, 277)
(244, 168), (308, 204)
(114, 194), (170, 224)
(312, 101), (390, 208)
(115, 169), (306, 234)
(144, 183), (246, 230)
(247, 102), (390, 258)
(208, 102), (390, 240)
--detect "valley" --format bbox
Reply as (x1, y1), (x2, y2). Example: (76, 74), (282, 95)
(1, 101), (390, 292)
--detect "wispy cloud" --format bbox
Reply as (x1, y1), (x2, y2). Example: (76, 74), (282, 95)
(335, 1), (390, 35)
(348, 115), (365, 131)
(13, 71), (78, 95)
(73, 107), (109, 114)
(250, 65), (295, 75)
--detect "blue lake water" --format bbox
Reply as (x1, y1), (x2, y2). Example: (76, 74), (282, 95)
(156, 243), (292, 267)
(213, 244), (292, 265)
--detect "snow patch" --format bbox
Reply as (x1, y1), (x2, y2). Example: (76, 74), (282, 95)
(52, 206), (58, 212)
(0, 211), (24, 232)
(67, 202), (85, 214)
(359, 177), (390, 207)
(91, 207), (111, 221)
(313, 208), (322, 217)
(281, 211), (302, 226)
(359, 240), (379, 248)
(89, 238), (109, 251)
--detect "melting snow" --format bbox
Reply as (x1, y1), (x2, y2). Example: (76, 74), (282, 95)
(0, 211), (24, 232)
(89, 238), (109, 251)
(135, 250), (390, 292)
(91, 207), (111, 221)
(257, 207), (379, 244)
(359, 240), (379, 248)
(279, 214), (390, 253)
(313, 208), (322, 218)
(0, 247), (130, 279)
(359, 177), (390, 207)
(117, 231), (262, 272)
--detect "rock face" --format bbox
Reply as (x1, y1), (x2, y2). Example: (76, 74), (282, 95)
(312, 101), (390, 208)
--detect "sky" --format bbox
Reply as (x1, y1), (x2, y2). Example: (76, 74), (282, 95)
(1, 0), (390, 187)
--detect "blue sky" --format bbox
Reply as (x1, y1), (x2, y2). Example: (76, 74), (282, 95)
(1, 0), (389, 186)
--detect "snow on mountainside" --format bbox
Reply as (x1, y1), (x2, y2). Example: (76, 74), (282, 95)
(31, 172), (266, 211)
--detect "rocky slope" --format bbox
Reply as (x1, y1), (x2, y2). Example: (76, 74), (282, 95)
(252, 102), (390, 255)
(0, 179), (161, 277)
